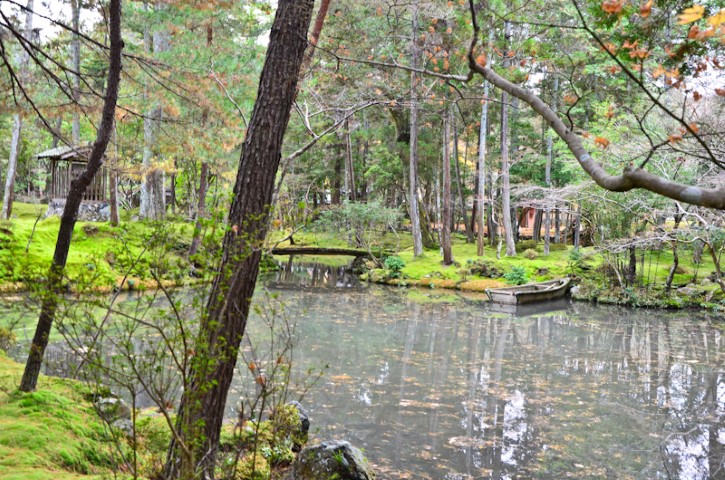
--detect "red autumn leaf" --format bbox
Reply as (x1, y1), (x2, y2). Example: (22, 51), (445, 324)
(715, 88), (725, 96)
(602, 0), (624, 14)
(640, 0), (652, 18)
(594, 137), (610, 148)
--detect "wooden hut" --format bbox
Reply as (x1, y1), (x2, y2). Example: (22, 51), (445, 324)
(36, 144), (108, 202)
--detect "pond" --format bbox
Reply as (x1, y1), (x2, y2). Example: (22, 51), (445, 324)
(4, 258), (725, 479)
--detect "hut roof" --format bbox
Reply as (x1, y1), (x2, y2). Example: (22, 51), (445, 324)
(35, 143), (94, 161)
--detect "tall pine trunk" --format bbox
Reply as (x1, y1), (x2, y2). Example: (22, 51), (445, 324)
(165, 2), (315, 477)
(71, 0), (81, 144)
(409, 0), (423, 256)
(442, 106), (453, 265)
(452, 119), (470, 241)
(109, 124), (120, 226)
(140, 15), (169, 220)
(20, 0), (123, 392)
(476, 81), (489, 256)
(188, 161), (209, 257)
(500, 22), (516, 257)
(1, 0), (33, 220)
(544, 77), (558, 256)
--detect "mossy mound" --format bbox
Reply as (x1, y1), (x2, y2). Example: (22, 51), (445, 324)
(0, 356), (118, 479)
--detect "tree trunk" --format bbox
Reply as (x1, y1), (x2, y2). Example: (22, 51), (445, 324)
(500, 22), (516, 257)
(165, 2), (314, 477)
(627, 245), (637, 287)
(345, 118), (356, 201)
(442, 107), (453, 265)
(419, 203), (438, 249)
(409, 0), (423, 256)
(300, 0), (332, 73)
(109, 171), (119, 226)
(554, 206), (561, 244)
(707, 242), (725, 295)
(140, 18), (169, 220)
(573, 204), (581, 249)
(476, 82), (489, 256)
(544, 77), (558, 255)
(170, 164), (176, 214)
(2, 0), (33, 220)
(331, 153), (342, 205)
(532, 209), (542, 242)
(452, 118), (471, 242)
(109, 124), (120, 226)
(188, 161), (209, 257)
(71, 0), (81, 145)
(19, 0), (123, 392)
(1, 115), (22, 220)
(665, 213), (682, 291)
(50, 117), (63, 148)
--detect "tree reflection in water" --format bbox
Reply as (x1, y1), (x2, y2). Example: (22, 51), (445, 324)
(4, 271), (724, 479)
(266, 285), (725, 480)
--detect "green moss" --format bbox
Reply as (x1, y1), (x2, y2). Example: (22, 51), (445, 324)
(0, 356), (118, 479)
(0, 202), (197, 292)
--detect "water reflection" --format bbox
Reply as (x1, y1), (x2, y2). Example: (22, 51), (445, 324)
(246, 284), (725, 480)
(2, 264), (724, 479)
(267, 256), (361, 289)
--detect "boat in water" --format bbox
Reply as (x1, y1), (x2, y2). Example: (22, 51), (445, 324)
(485, 277), (572, 305)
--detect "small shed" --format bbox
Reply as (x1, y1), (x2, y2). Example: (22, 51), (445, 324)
(35, 144), (108, 202)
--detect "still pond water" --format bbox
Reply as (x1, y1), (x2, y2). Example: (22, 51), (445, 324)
(7, 258), (725, 479)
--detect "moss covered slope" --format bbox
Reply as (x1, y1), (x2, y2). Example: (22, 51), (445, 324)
(0, 355), (117, 479)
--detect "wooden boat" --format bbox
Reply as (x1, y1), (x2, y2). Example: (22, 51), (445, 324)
(485, 278), (572, 305)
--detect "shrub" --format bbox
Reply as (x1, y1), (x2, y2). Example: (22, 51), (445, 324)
(515, 240), (538, 251)
(466, 259), (503, 278)
(384, 256), (405, 278)
(524, 248), (538, 260)
(0, 326), (16, 352)
(548, 243), (568, 252)
(504, 266), (528, 285)
(235, 453), (271, 480)
(568, 248), (584, 272)
(314, 200), (402, 250)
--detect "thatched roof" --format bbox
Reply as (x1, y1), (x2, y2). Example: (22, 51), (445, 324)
(35, 143), (95, 161)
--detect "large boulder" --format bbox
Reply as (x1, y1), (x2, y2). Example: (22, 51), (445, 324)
(291, 440), (375, 480)
(95, 396), (131, 423)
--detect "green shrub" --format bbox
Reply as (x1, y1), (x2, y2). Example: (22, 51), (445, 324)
(466, 259), (503, 278)
(548, 243), (568, 252)
(515, 240), (538, 251)
(524, 248), (538, 260)
(235, 453), (271, 480)
(568, 248), (584, 272)
(0, 326), (16, 352)
(384, 256), (405, 278)
(504, 266), (528, 285)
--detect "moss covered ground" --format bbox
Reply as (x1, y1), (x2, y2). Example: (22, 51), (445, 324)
(273, 229), (725, 311)
(0, 354), (118, 479)
(1, 203), (723, 310)
(0, 202), (196, 293)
